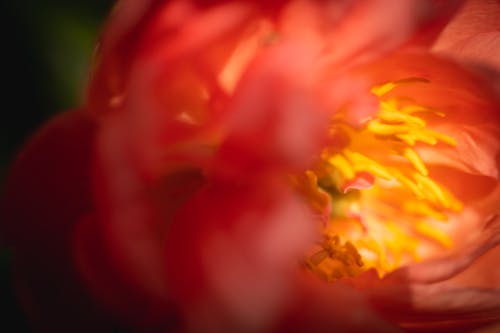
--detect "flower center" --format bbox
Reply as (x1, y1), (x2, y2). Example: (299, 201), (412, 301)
(297, 78), (463, 281)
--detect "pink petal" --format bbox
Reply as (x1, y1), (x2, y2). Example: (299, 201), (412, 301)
(433, 0), (500, 50)
(440, 32), (500, 70)
(116, 2), (260, 180)
(341, 171), (375, 193)
(319, 0), (463, 68)
(275, 275), (402, 333)
(446, 241), (500, 289)
(371, 287), (500, 332)
(213, 39), (329, 179)
(316, 73), (380, 127)
(418, 123), (500, 179)
(165, 183), (317, 333)
(358, 266), (500, 332)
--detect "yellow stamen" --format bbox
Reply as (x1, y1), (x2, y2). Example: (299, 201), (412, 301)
(414, 222), (453, 248)
(367, 120), (412, 136)
(298, 78), (463, 281)
(414, 173), (462, 211)
(370, 77), (430, 97)
(343, 150), (393, 180)
(403, 201), (448, 221)
(403, 147), (428, 176)
(327, 154), (356, 180)
(385, 221), (420, 265)
(371, 82), (397, 96)
(378, 108), (426, 127)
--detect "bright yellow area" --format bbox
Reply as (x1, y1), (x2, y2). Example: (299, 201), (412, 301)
(301, 78), (463, 280)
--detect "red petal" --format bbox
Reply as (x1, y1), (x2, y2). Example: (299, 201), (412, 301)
(275, 275), (402, 333)
(165, 183), (317, 333)
(2, 110), (95, 250)
(213, 39), (329, 180)
(1, 110), (114, 331)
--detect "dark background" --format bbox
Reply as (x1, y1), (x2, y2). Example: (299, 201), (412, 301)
(2, 1), (112, 331)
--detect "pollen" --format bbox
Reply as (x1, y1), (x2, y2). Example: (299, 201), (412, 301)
(299, 78), (463, 280)
(304, 235), (364, 281)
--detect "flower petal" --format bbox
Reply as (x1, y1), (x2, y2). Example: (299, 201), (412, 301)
(76, 113), (175, 326)
(320, 0), (463, 68)
(213, 38), (329, 179)
(433, 0), (500, 65)
(0, 110), (114, 331)
(418, 123), (500, 179)
(440, 31), (500, 71)
(165, 183), (317, 333)
(275, 275), (402, 333)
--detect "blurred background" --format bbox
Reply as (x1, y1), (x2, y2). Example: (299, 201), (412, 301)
(2, 1), (112, 331)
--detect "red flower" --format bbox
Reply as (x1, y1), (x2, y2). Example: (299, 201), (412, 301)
(2, 1), (499, 332)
